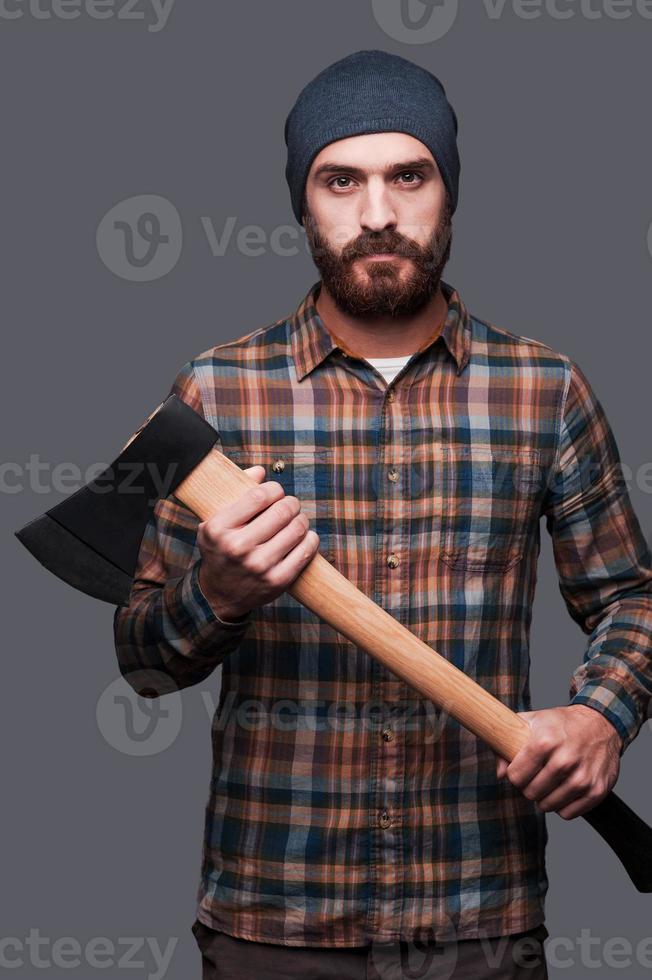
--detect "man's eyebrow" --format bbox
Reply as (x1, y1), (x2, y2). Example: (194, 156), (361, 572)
(311, 157), (436, 180)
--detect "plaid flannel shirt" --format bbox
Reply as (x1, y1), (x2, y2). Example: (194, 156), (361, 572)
(113, 279), (652, 946)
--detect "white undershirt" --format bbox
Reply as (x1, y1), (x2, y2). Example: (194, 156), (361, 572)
(365, 354), (414, 385)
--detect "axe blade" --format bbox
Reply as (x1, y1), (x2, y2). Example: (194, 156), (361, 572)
(14, 395), (219, 606)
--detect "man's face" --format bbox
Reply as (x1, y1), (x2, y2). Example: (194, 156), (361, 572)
(303, 132), (452, 318)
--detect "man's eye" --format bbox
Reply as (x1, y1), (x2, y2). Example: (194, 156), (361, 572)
(329, 176), (354, 189)
(398, 171), (423, 184)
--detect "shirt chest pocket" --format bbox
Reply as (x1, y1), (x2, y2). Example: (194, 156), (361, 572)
(439, 446), (542, 573)
(225, 448), (334, 561)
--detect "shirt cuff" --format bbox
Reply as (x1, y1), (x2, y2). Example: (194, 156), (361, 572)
(173, 559), (251, 652)
(193, 559), (251, 625)
(569, 673), (642, 754)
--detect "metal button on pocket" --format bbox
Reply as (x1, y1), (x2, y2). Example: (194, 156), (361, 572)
(272, 459), (285, 473)
(386, 553), (400, 568)
(379, 810), (392, 829)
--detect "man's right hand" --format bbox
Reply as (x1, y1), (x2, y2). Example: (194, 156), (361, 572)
(196, 465), (321, 621)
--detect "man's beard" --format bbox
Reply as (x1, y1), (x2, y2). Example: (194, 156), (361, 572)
(303, 197), (452, 318)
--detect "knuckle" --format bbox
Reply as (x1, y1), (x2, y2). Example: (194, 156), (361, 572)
(244, 552), (266, 577)
(589, 776), (606, 795)
(552, 752), (576, 774)
(199, 520), (220, 545)
(537, 735), (556, 753)
(264, 566), (283, 589)
(573, 775), (591, 794)
(278, 499), (297, 522)
(295, 512), (310, 532)
(248, 486), (267, 509)
(223, 536), (246, 561)
(506, 769), (523, 788)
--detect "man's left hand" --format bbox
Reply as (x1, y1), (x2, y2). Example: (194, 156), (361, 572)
(494, 704), (623, 820)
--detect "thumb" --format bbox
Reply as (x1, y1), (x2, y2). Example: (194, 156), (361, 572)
(244, 465), (266, 483)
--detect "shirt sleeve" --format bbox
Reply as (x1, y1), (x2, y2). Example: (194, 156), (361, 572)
(542, 358), (652, 755)
(113, 360), (252, 697)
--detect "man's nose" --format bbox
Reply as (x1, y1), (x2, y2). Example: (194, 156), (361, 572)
(359, 181), (397, 233)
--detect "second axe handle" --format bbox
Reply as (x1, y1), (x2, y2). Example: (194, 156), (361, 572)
(174, 445), (530, 761)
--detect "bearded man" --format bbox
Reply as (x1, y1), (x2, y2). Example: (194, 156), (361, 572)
(114, 49), (652, 980)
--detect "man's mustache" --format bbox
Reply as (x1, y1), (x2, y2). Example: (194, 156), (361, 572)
(343, 237), (433, 262)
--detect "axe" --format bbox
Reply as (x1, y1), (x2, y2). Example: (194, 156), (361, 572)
(15, 394), (652, 893)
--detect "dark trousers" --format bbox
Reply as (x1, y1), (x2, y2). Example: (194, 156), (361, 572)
(191, 918), (549, 979)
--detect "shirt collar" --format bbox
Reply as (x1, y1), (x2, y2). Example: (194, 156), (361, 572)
(290, 278), (472, 381)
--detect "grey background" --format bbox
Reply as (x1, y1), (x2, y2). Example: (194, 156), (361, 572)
(3, 1), (652, 976)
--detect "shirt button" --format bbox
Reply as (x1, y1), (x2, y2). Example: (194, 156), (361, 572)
(272, 459), (285, 473)
(386, 553), (400, 569)
(387, 389), (395, 402)
(387, 467), (399, 483)
(382, 727), (394, 742)
(379, 810), (392, 829)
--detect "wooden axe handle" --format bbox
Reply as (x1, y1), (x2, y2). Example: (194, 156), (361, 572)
(171, 440), (652, 894)
(175, 446), (530, 761)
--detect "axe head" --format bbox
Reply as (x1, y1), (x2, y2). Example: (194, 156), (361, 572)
(15, 395), (219, 606)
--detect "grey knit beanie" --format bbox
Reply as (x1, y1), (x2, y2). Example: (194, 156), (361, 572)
(284, 49), (460, 226)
